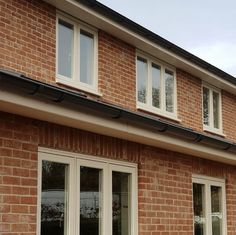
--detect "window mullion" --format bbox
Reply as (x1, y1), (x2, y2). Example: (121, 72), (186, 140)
(206, 182), (212, 235)
(209, 89), (213, 129)
(74, 24), (79, 84)
(147, 60), (152, 108)
(161, 67), (165, 111)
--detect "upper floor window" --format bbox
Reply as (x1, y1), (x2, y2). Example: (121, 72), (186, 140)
(56, 13), (98, 94)
(192, 175), (226, 235)
(202, 84), (222, 134)
(136, 53), (177, 119)
(38, 149), (137, 235)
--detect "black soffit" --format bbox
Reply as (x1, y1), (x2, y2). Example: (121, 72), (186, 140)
(0, 69), (236, 154)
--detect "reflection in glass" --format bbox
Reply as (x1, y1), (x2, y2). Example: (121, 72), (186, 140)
(80, 30), (94, 85)
(203, 87), (210, 126)
(193, 183), (205, 235)
(211, 186), (222, 235)
(137, 57), (147, 104)
(213, 92), (220, 129)
(165, 69), (174, 113)
(112, 172), (130, 235)
(152, 63), (161, 108)
(80, 167), (101, 235)
(41, 161), (68, 235)
(58, 19), (73, 78)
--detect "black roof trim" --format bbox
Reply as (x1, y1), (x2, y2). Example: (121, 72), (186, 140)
(1, 69), (236, 154)
(77, 0), (236, 85)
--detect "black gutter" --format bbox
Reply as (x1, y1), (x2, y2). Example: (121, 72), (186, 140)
(0, 69), (236, 154)
(77, 0), (236, 86)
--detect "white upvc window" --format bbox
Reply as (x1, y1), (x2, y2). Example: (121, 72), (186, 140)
(56, 13), (98, 94)
(136, 52), (177, 120)
(192, 175), (227, 235)
(37, 148), (137, 235)
(202, 84), (222, 134)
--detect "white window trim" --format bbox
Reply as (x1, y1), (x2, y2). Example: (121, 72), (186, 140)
(136, 51), (178, 121)
(192, 174), (227, 235)
(56, 12), (99, 95)
(202, 83), (223, 135)
(37, 147), (138, 235)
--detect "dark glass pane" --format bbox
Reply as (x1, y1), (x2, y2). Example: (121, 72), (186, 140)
(41, 161), (68, 235)
(80, 167), (101, 235)
(193, 183), (205, 235)
(58, 19), (73, 78)
(80, 30), (94, 85)
(152, 63), (161, 108)
(112, 172), (130, 235)
(211, 186), (222, 235)
(203, 87), (210, 126)
(137, 57), (147, 103)
(213, 92), (220, 129)
(165, 69), (174, 113)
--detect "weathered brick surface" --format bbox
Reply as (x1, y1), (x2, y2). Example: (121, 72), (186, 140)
(1, 112), (236, 235)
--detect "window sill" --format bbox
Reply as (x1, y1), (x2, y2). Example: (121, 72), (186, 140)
(137, 104), (181, 123)
(203, 126), (226, 137)
(56, 78), (102, 97)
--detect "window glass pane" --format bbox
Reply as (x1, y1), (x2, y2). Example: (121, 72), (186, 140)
(152, 63), (161, 108)
(203, 87), (210, 126)
(58, 19), (73, 78)
(213, 92), (220, 129)
(211, 186), (222, 235)
(80, 30), (94, 85)
(165, 69), (174, 113)
(137, 57), (148, 104)
(80, 166), (102, 235)
(41, 161), (68, 235)
(193, 183), (206, 235)
(112, 172), (130, 235)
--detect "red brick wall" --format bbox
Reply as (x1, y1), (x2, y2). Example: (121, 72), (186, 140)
(0, 0), (56, 83)
(222, 90), (236, 142)
(177, 69), (203, 132)
(1, 0), (236, 142)
(98, 31), (136, 110)
(1, 112), (236, 235)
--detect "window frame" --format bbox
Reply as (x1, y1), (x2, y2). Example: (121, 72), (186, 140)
(136, 51), (178, 120)
(202, 83), (223, 135)
(37, 148), (138, 235)
(56, 12), (99, 95)
(192, 175), (227, 235)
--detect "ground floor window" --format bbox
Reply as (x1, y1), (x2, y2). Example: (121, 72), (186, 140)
(192, 175), (227, 235)
(38, 149), (137, 235)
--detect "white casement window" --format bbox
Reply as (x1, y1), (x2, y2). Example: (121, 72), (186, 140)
(202, 84), (222, 134)
(192, 175), (227, 235)
(37, 148), (137, 235)
(136, 52), (177, 120)
(56, 13), (98, 94)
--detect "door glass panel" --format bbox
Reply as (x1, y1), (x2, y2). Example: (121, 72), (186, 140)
(211, 186), (222, 235)
(41, 161), (68, 235)
(165, 69), (174, 113)
(137, 57), (148, 104)
(203, 87), (210, 126)
(213, 92), (220, 129)
(152, 63), (161, 108)
(112, 172), (130, 235)
(58, 19), (73, 78)
(80, 166), (102, 235)
(193, 183), (205, 235)
(80, 30), (94, 85)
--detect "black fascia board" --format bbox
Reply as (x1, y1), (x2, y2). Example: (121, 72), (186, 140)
(0, 69), (236, 154)
(76, 0), (236, 86)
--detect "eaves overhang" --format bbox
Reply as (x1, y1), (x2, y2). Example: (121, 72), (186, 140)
(44, 0), (236, 95)
(0, 69), (236, 165)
